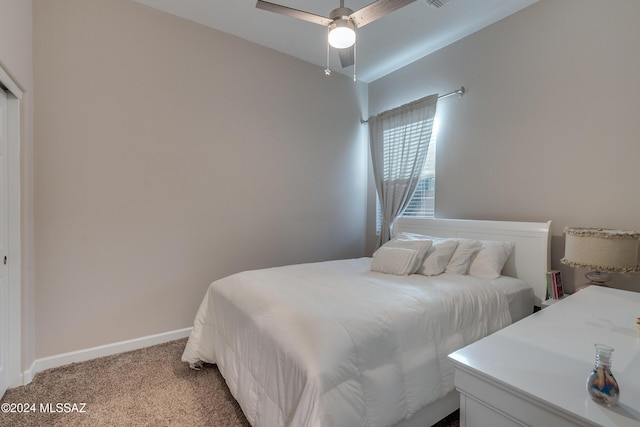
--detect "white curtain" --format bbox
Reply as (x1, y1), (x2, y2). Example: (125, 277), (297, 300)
(369, 94), (438, 247)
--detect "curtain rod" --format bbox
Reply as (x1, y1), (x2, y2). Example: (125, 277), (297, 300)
(361, 86), (465, 124)
(438, 86), (465, 100)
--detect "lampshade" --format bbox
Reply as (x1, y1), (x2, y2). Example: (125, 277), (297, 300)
(328, 19), (356, 49)
(560, 227), (640, 290)
(561, 227), (640, 272)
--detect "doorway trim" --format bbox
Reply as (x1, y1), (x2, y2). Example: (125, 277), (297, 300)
(0, 64), (23, 389)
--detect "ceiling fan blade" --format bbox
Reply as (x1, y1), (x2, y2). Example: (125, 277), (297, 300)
(338, 46), (355, 68)
(350, 0), (418, 28)
(256, 0), (331, 26)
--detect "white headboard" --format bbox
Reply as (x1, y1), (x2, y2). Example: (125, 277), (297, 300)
(393, 217), (552, 306)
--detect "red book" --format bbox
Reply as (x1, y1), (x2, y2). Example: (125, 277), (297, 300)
(552, 270), (564, 298)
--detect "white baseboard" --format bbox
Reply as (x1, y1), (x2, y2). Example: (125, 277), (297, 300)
(21, 327), (192, 386)
(21, 361), (37, 386)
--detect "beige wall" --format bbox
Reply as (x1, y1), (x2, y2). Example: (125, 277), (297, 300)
(368, 0), (640, 293)
(0, 0), (35, 371)
(33, 0), (367, 358)
(23, 0), (640, 361)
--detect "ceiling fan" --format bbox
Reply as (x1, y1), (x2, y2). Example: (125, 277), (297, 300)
(256, 0), (445, 71)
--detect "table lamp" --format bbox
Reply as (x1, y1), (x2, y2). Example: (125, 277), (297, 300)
(560, 227), (640, 290)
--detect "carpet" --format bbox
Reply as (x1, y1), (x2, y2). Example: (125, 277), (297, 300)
(0, 338), (459, 426)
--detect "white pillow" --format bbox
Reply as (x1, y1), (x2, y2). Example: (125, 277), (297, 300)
(418, 239), (459, 276)
(374, 232), (431, 253)
(375, 234), (432, 264)
(371, 247), (422, 276)
(468, 240), (515, 279)
(372, 236), (432, 275)
(445, 239), (482, 275)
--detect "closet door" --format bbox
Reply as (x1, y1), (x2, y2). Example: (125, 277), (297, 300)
(0, 88), (8, 399)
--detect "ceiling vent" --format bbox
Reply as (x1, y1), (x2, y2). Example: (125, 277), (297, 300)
(425, 0), (450, 8)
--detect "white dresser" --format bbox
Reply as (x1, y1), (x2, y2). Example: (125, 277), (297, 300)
(449, 286), (640, 427)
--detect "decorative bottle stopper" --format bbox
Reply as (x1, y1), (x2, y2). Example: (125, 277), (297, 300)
(586, 344), (619, 406)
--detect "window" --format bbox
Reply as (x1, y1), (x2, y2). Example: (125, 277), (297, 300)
(376, 118), (438, 232)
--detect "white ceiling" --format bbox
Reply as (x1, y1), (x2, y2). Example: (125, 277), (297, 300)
(132, 0), (538, 83)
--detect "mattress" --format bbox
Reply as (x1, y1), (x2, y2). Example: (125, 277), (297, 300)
(487, 275), (534, 322)
(182, 258), (527, 427)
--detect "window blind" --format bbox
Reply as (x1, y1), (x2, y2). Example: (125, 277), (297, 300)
(376, 119), (437, 233)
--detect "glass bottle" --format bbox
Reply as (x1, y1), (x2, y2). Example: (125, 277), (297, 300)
(586, 344), (619, 406)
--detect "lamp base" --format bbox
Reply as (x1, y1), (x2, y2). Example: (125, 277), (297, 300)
(585, 270), (612, 285)
(576, 271), (612, 292)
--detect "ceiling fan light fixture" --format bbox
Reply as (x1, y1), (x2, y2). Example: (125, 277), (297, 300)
(328, 19), (356, 49)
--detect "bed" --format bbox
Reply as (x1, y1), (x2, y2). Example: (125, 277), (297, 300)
(182, 217), (551, 427)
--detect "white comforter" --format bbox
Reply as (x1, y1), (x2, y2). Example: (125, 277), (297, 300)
(182, 258), (512, 427)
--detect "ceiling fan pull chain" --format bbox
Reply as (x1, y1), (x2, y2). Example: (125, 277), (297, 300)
(353, 40), (357, 82)
(325, 25), (331, 76)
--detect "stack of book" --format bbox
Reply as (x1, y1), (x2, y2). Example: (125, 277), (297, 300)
(546, 270), (564, 299)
